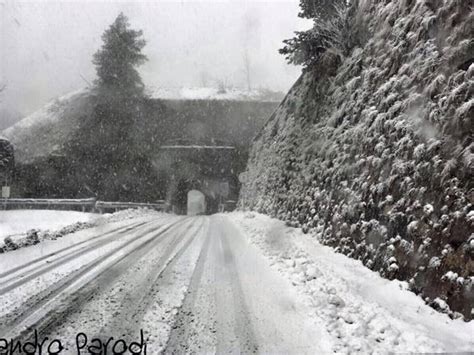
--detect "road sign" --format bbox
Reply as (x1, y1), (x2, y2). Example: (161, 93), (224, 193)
(219, 182), (229, 198)
(2, 186), (10, 198)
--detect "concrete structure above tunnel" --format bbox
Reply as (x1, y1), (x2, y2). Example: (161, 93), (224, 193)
(160, 138), (236, 151)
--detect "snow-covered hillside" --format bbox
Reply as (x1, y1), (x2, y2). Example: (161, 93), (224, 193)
(240, 0), (474, 319)
(2, 89), (94, 163)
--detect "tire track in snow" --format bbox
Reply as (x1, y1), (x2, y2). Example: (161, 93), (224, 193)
(215, 219), (259, 354)
(163, 216), (259, 354)
(163, 220), (214, 354)
(0, 220), (147, 280)
(0, 220), (154, 295)
(94, 217), (206, 342)
(0, 217), (186, 340)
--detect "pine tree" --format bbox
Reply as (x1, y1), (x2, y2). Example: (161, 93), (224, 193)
(65, 13), (155, 201)
(93, 12), (147, 98)
(280, 0), (348, 69)
(298, 0), (346, 20)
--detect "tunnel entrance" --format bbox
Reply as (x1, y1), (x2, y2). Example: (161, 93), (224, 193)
(159, 138), (240, 215)
(169, 178), (223, 215)
(187, 190), (206, 216)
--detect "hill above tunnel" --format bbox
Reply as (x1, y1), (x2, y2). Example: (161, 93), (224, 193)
(2, 88), (279, 200)
(3, 87), (280, 164)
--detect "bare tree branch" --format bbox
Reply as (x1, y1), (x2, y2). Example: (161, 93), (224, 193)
(79, 74), (92, 87)
(243, 49), (252, 92)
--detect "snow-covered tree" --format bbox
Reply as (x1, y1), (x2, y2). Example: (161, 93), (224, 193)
(93, 12), (147, 98)
(65, 13), (156, 201)
(280, 0), (348, 69)
(298, 0), (346, 20)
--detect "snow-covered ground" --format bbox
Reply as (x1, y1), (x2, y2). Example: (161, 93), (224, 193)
(0, 211), (472, 353)
(229, 211), (474, 353)
(0, 208), (163, 253)
(0, 210), (97, 239)
(148, 86), (283, 102)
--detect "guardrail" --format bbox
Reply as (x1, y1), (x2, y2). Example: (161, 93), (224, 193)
(1, 198), (169, 213)
(2, 198), (97, 212)
(95, 201), (168, 213)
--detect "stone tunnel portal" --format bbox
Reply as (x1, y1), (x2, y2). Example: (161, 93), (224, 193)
(157, 139), (240, 215)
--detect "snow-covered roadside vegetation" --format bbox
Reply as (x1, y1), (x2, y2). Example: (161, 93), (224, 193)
(0, 208), (162, 253)
(0, 210), (96, 239)
(230, 211), (474, 353)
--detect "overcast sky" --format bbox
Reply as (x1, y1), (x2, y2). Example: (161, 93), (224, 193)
(0, 0), (310, 118)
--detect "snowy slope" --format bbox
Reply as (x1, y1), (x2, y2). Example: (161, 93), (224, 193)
(240, 0), (474, 319)
(2, 89), (94, 163)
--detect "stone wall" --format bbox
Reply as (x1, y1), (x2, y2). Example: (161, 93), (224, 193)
(240, 0), (473, 319)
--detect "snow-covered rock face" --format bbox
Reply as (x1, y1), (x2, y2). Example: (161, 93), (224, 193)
(240, 0), (474, 320)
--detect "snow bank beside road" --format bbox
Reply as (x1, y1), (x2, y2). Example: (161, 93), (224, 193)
(0, 210), (97, 239)
(229, 211), (474, 354)
(0, 208), (163, 253)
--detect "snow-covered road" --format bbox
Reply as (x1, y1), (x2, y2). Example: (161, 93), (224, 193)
(164, 215), (330, 354)
(0, 212), (472, 354)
